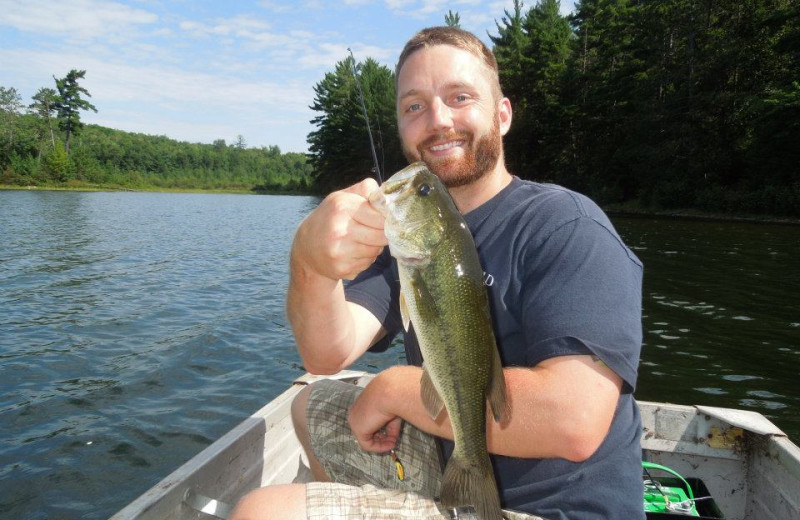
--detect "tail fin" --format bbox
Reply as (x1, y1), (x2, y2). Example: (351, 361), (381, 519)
(440, 452), (503, 520)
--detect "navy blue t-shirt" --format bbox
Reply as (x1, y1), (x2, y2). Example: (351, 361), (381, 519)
(345, 177), (645, 520)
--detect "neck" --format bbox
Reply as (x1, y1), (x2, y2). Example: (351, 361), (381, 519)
(449, 160), (513, 214)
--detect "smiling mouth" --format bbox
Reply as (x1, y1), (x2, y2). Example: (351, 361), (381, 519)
(429, 140), (465, 152)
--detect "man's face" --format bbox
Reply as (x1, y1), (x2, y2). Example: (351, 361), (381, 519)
(396, 45), (506, 188)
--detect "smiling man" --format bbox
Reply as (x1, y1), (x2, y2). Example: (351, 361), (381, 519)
(232, 27), (644, 520)
(397, 37), (511, 210)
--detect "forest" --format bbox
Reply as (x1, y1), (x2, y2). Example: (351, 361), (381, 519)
(0, 71), (312, 193)
(309, 0), (799, 217)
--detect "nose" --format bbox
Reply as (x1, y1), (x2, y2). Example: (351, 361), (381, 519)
(428, 97), (453, 133)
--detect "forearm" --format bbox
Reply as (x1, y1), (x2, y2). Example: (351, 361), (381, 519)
(284, 178), (387, 374)
(365, 360), (621, 461)
(286, 251), (354, 373)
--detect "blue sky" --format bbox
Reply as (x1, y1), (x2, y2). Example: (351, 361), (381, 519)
(0, 0), (576, 153)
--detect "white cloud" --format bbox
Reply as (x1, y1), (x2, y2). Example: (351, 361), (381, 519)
(178, 14), (303, 53)
(384, 0), (417, 11)
(0, 46), (312, 147)
(297, 41), (396, 70)
(179, 14), (275, 39)
(0, 0), (157, 39)
(383, 0), (480, 19)
(257, 0), (296, 13)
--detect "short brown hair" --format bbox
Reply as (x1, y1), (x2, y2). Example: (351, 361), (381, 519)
(396, 26), (503, 99)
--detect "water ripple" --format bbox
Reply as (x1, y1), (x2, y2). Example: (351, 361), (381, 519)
(0, 191), (324, 519)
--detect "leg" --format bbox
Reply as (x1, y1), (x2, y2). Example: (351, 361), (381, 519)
(302, 378), (442, 496)
(234, 379), (542, 520)
(229, 483), (306, 520)
(291, 383), (331, 482)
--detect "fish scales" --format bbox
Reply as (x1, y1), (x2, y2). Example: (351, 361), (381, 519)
(370, 162), (508, 520)
(410, 238), (493, 448)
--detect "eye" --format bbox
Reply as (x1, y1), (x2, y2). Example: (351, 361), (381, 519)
(407, 103), (422, 113)
(417, 183), (432, 196)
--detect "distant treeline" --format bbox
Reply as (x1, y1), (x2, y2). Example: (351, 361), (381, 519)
(2, 119), (312, 192)
(309, 0), (800, 217)
(0, 72), (312, 193)
(0, 116), (312, 192)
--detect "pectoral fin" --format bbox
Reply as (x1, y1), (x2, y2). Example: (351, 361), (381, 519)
(488, 348), (509, 423)
(399, 292), (411, 332)
(410, 270), (439, 319)
(420, 366), (445, 420)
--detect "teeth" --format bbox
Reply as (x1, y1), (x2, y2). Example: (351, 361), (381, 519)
(430, 140), (463, 152)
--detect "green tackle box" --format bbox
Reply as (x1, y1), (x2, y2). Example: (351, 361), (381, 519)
(643, 462), (724, 519)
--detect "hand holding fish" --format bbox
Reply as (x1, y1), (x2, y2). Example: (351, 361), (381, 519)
(291, 178), (387, 281)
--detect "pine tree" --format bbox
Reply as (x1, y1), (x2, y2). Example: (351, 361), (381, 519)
(30, 87), (59, 153)
(491, 0), (572, 179)
(307, 57), (401, 193)
(491, 0), (532, 176)
(445, 10), (461, 27)
(522, 0), (573, 177)
(0, 86), (25, 160)
(53, 69), (97, 154)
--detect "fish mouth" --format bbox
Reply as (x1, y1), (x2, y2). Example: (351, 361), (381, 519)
(369, 162), (428, 215)
(382, 162), (428, 194)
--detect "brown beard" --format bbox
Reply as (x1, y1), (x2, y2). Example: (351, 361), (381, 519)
(402, 113), (502, 188)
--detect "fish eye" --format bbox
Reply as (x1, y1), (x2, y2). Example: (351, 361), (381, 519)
(417, 183), (432, 197)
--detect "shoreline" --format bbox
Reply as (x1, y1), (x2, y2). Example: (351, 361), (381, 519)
(4, 184), (797, 225)
(604, 204), (800, 226)
(0, 183), (311, 197)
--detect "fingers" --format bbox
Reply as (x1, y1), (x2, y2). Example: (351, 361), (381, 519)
(349, 180), (387, 235)
(354, 423), (401, 453)
(383, 416), (403, 441)
(291, 176), (387, 281)
(348, 218), (387, 248)
(347, 379), (402, 453)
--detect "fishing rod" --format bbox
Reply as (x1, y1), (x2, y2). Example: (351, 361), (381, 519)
(347, 47), (383, 184)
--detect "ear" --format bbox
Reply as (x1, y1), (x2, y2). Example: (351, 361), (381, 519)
(497, 97), (513, 136)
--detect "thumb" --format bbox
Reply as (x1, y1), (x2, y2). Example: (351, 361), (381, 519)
(343, 177), (381, 199)
(384, 416), (403, 441)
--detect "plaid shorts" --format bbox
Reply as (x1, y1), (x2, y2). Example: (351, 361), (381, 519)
(304, 378), (543, 520)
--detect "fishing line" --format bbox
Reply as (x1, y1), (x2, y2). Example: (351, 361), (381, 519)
(347, 47), (383, 184)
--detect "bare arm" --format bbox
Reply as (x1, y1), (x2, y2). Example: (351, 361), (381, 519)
(286, 179), (388, 374)
(348, 355), (623, 461)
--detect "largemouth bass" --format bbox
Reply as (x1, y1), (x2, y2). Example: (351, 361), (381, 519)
(369, 162), (508, 520)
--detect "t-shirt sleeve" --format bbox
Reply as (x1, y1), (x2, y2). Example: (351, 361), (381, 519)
(343, 248), (403, 352)
(519, 216), (643, 392)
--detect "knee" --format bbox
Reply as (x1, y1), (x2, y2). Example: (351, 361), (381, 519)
(230, 487), (269, 520)
(291, 384), (313, 439)
(230, 484), (306, 520)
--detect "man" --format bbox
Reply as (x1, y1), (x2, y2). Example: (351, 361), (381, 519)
(232, 26), (644, 520)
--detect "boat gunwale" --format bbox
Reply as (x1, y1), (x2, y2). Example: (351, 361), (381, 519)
(112, 375), (799, 520)
(111, 371), (370, 520)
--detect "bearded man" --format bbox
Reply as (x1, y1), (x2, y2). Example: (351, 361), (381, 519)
(232, 26), (645, 520)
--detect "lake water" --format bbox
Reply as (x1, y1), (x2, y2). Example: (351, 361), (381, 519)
(1, 190), (797, 519)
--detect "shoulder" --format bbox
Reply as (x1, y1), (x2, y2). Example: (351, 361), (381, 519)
(502, 180), (620, 245)
(512, 179), (605, 223)
(497, 182), (642, 280)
